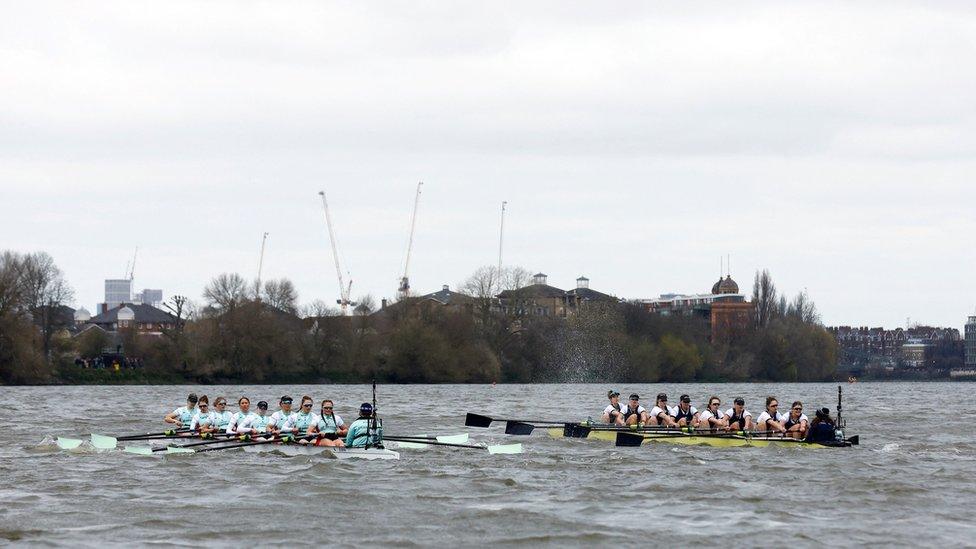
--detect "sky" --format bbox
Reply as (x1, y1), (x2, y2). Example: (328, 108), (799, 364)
(2, 1), (975, 328)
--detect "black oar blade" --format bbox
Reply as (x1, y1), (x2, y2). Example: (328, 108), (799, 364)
(615, 431), (645, 447)
(504, 421), (535, 436)
(465, 413), (493, 428)
(848, 435), (859, 446)
(563, 424), (591, 438)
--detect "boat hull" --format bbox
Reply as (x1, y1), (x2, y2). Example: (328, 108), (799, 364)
(546, 427), (847, 448)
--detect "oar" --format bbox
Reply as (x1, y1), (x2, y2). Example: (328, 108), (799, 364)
(385, 436), (522, 454)
(465, 413), (565, 431)
(154, 434), (253, 452)
(125, 433), (317, 456)
(388, 433), (469, 444)
(91, 430), (229, 450)
(116, 428), (193, 441)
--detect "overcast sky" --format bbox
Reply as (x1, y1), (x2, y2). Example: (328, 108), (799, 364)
(3, 1), (975, 328)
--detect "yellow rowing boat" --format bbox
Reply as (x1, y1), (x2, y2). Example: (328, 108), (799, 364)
(546, 427), (851, 448)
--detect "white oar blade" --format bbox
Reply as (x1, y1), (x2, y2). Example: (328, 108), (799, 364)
(436, 433), (469, 444)
(57, 437), (83, 450)
(123, 446), (153, 456)
(394, 441), (429, 449)
(487, 443), (522, 455)
(166, 446), (195, 454)
(90, 433), (118, 450)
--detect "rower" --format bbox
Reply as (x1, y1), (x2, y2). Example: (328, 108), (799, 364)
(208, 397), (233, 434)
(672, 394), (699, 429)
(601, 390), (626, 426)
(164, 392), (198, 429)
(280, 395), (316, 437)
(649, 393), (677, 427)
(756, 396), (786, 434)
(268, 396), (295, 434)
(188, 396), (213, 432)
(783, 401), (809, 439)
(240, 400), (272, 436)
(805, 407), (836, 442)
(724, 397), (753, 431)
(226, 396), (256, 434)
(698, 396), (726, 431)
(345, 403), (382, 448)
(308, 399), (347, 447)
(623, 394), (648, 425)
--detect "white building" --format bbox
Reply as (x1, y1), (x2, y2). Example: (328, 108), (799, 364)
(104, 279), (132, 309)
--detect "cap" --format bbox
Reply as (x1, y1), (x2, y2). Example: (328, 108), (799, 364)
(607, 390), (620, 398)
(734, 397), (745, 405)
(257, 401), (268, 409)
(629, 393), (640, 400)
(280, 395), (293, 404)
(680, 394), (691, 403)
(360, 402), (374, 415)
(657, 393), (668, 401)
(187, 393), (198, 403)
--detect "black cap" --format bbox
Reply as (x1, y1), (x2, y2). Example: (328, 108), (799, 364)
(657, 393), (668, 402)
(680, 394), (691, 403)
(187, 393), (198, 403)
(280, 395), (293, 404)
(360, 402), (374, 415)
(734, 397), (745, 405)
(607, 390), (620, 398)
(257, 401), (268, 409)
(629, 393), (640, 400)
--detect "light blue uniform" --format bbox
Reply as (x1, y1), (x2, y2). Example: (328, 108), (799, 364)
(212, 410), (233, 431)
(227, 411), (255, 433)
(171, 405), (197, 427)
(284, 411), (316, 433)
(244, 413), (272, 433)
(189, 410), (215, 430)
(314, 414), (344, 434)
(344, 418), (383, 448)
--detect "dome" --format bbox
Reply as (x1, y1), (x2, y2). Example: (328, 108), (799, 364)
(73, 307), (91, 322)
(717, 275), (739, 294)
(117, 305), (135, 321)
(711, 277), (723, 294)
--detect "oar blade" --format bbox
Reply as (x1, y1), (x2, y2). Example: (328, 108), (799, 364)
(166, 446), (196, 454)
(57, 437), (83, 450)
(848, 435), (859, 446)
(123, 445), (153, 456)
(435, 433), (469, 444)
(393, 441), (429, 449)
(563, 424), (591, 438)
(504, 421), (535, 436)
(487, 443), (522, 455)
(90, 433), (118, 450)
(616, 432), (645, 447)
(465, 413), (493, 428)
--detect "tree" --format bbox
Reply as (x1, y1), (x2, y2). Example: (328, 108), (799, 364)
(263, 278), (298, 314)
(787, 290), (820, 324)
(751, 269), (778, 328)
(354, 294), (376, 316)
(203, 273), (249, 312)
(18, 252), (74, 360)
(0, 251), (48, 383)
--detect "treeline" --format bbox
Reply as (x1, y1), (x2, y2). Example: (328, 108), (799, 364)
(0, 251), (839, 384)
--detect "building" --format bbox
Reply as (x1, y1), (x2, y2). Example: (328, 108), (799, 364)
(900, 339), (930, 369)
(640, 274), (754, 341)
(955, 316), (976, 380)
(374, 285), (477, 319)
(496, 273), (617, 318)
(87, 303), (178, 335)
(103, 279), (132, 310)
(134, 289), (164, 307)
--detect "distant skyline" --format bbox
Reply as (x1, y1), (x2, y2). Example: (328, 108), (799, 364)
(2, 1), (975, 328)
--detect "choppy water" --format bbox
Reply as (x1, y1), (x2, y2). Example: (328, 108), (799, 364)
(1, 382), (974, 547)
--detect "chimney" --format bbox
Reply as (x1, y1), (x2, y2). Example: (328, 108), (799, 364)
(443, 284), (449, 291)
(381, 298), (388, 309)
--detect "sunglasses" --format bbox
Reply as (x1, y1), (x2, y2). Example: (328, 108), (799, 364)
(793, 407), (803, 411)
(322, 406), (333, 410)
(258, 406), (268, 410)
(709, 402), (720, 407)
(216, 402), (226, 406)
(769, 404), (778, 407)
(302, 403), (312, 408)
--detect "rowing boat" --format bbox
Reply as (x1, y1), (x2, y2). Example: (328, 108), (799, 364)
(547, 425), (857, 448)
(241, 445), (400, 460)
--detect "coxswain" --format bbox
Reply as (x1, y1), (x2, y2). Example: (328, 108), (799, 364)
(281, 395), (316, 437)
(698, 396), (726, 431)
(783, 401), (809, 439)
(164, 392), (198, 429)
(623, 394), (648, 425)
(756, 396), (786, 434)
(601, 390), (626, 426)
(724, 397), (753, 431)
(344, 402), (383, 448)
(672, 394), (699, 428)
(649, 393), (677, 427)
(308, 399), (347, 447)
(226, 396), (256, 434)
(268, 396), (295, 434)
(805, 407), (836, 442)
(240, 400), (273, 437)
(206, 397), (233, 434)
(188, 396), (214, 432)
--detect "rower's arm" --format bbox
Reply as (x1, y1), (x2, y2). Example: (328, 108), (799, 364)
(164, 410), (180, 425)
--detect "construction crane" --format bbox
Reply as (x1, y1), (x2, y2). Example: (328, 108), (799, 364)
(318, 191), (356, 315)
(124, 246), (138, 281)
(255, 232), (269, 299)
(397, 181), (423, 300)
(497, 201), (506, 275)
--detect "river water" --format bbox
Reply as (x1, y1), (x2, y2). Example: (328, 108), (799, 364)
(1, 382), (973, 547)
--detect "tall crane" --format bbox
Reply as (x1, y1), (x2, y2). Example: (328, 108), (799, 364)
(397, 181), (423, 300)
(497, 201), (507, 275)
(125, 246), (138, 281)
(255, 232), (269, 299)
(318, 191), (355, 315)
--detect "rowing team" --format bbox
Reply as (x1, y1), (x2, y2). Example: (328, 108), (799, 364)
(163, 393), (383, 448)
(601, 390), (838, 440)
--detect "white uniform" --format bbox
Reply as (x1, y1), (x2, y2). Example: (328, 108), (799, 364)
(783, 413), (809, 428)
(649, 405), (674, 421)
(603, 403), (625, 418)
(240, 413), (272, 433)
(269, 409), (295, 430)
(623, 404), (646, 420)
(756, 410), (785, 425)
(724, 408), (753, 423)
(226, 411), (256, 434)
(189, 410), (215, 431)
(699, 409), (725, 424)
(672, 405), (698, 422)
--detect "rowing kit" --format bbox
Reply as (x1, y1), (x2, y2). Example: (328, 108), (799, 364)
(50, 386), (860, 460)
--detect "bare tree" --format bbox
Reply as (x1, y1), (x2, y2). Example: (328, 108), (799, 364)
(502, 266), (532, 291)
(301, 299), (340, 319)
(354, 294), (376, 316)
(751, 269), (778, 328)
(263, 278), (298, 314)
(163, 295), (189, 336)
(18, 252), (74, 359)
(788, 290), (820, 324)
(203, 273), (249, 311)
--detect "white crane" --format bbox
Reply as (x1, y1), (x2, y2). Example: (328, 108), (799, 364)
(318, 191), (355, 315)
(125, 246), (138, 281)
(497, 201), (506, 275)
(398, 181), (423, 300)
(256, 232), (269, 300)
